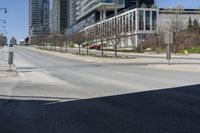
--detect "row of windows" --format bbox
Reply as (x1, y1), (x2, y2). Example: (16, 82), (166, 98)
(139, 10), (157, 30)
(84, 9), (158, 37)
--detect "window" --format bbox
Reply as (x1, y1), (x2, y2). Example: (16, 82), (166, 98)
(123, 15), (125, 33)
(126, 14), (129, 32)
(129, 12), (133, 32)
(133, 11), (135, 30)
(139, 10), (144, 30)
(145, 11), (150, 30)
(119, 16), (123, 33)
(152, 11), (157, 30)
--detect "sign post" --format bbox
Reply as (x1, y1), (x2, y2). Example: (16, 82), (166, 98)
(8, 51), (14, 71)
(164, 32), (173, 65)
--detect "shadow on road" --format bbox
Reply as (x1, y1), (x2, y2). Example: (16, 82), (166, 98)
(0, 84), (200, 133)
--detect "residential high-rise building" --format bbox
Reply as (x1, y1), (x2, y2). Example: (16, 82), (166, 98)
(76, 0), (125, 22)
(29, 0), (50, 36)
(67, 0), (155, 34)
(68, 0), (77, 27)
(66, 0), (125, 33)
(124, 0), (155, 9)
(50, 0), (69, 34)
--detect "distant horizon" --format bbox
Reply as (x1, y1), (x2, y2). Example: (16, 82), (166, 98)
(0, 0), (199, 42)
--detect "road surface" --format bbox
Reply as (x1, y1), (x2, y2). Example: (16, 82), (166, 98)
(0, 46), (200, 133)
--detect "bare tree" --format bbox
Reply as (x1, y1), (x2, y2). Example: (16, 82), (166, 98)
(32, 35), (48, 49)
(56, 35), (65, 52)
(90, 25), (105, 56)
(109, 18), (123, 57)
(48, 34), (58, 51)
(84, 28), (96, 55)
(71, 32), (85, 55)
(0, 34), (4, 47)
(165, 5), (185, 53)
(65, 33), (72, 52)
(99, 24), (107, 57)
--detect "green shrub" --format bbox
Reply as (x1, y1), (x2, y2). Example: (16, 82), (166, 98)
(187, 47), (200, 53)
(69, 43), (75, 48)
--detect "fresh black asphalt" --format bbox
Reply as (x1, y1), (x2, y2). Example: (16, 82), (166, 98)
(0, 84), (200, 133)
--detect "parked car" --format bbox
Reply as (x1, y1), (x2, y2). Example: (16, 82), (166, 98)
(89, 44), (102, 50)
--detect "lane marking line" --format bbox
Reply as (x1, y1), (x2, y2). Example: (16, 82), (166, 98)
(115, 71), (139, 77)
(18, 72), (26, 81)
(43, 71), (50, 74)
(86, 59), (93, 62)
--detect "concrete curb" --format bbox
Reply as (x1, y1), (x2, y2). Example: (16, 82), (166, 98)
(20, 46), (200, 72)
(21, 46), (139, 64)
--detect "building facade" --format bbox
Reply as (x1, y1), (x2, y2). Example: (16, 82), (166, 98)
(67, 0), (155, 34)
(124, 0), (155, 9)
(82, 8), (158, 49)
(0, 33), (7, 46)
(29, 0), (50, 36)
(68, 0), (77, 27)
(50, 0), (69, 34)
(81, 7), (200, 49)
(158, 8), (200, 32)
(76, 0), (125, 21)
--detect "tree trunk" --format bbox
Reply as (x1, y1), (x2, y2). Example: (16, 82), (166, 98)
(101, 44), (104, 57)
(101, 37), (104, 57)
(87, 45), (89, 55)
(46, 42), (47, 50)
(43, 43), (45, 50)
(78, 44), (81, 55)
(65, 44), (68, 52)
(114, 45), (117, 57)
(156, 37), (159, 54)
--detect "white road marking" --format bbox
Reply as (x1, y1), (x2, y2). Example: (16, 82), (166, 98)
(43, 71), (50, 74)
(86, 59), (93, 62)
(115, 71), (139, 77)
(18, 72), (26, 80)
(44, 100), (74, 105)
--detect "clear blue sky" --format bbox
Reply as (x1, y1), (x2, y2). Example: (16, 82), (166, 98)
(0, 0), (199, 42)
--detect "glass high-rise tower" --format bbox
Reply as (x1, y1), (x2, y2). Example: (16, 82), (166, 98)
(76, 0), (125, 21)
(29, 0), (50, 36)
(50, 0), (69, 34)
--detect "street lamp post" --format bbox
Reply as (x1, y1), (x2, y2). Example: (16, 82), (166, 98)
(0, 20), (6, 24)
(0, 25), (5, 29)
(0, 8), (7, 14)
(0, 8), (7, 34)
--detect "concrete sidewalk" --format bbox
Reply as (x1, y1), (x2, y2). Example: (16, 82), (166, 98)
(0, 47), (17, 77)
(29, 45), (200, 60)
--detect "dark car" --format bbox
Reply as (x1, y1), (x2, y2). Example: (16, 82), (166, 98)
(89, 44), (102, 50)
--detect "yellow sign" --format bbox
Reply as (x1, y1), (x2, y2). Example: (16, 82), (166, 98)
(184, 50), (189, 56)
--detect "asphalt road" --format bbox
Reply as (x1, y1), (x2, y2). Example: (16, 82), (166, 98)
(0, 46), (200, 133)
(13, 46), (200, 99)
(0, 84), (200, 133)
